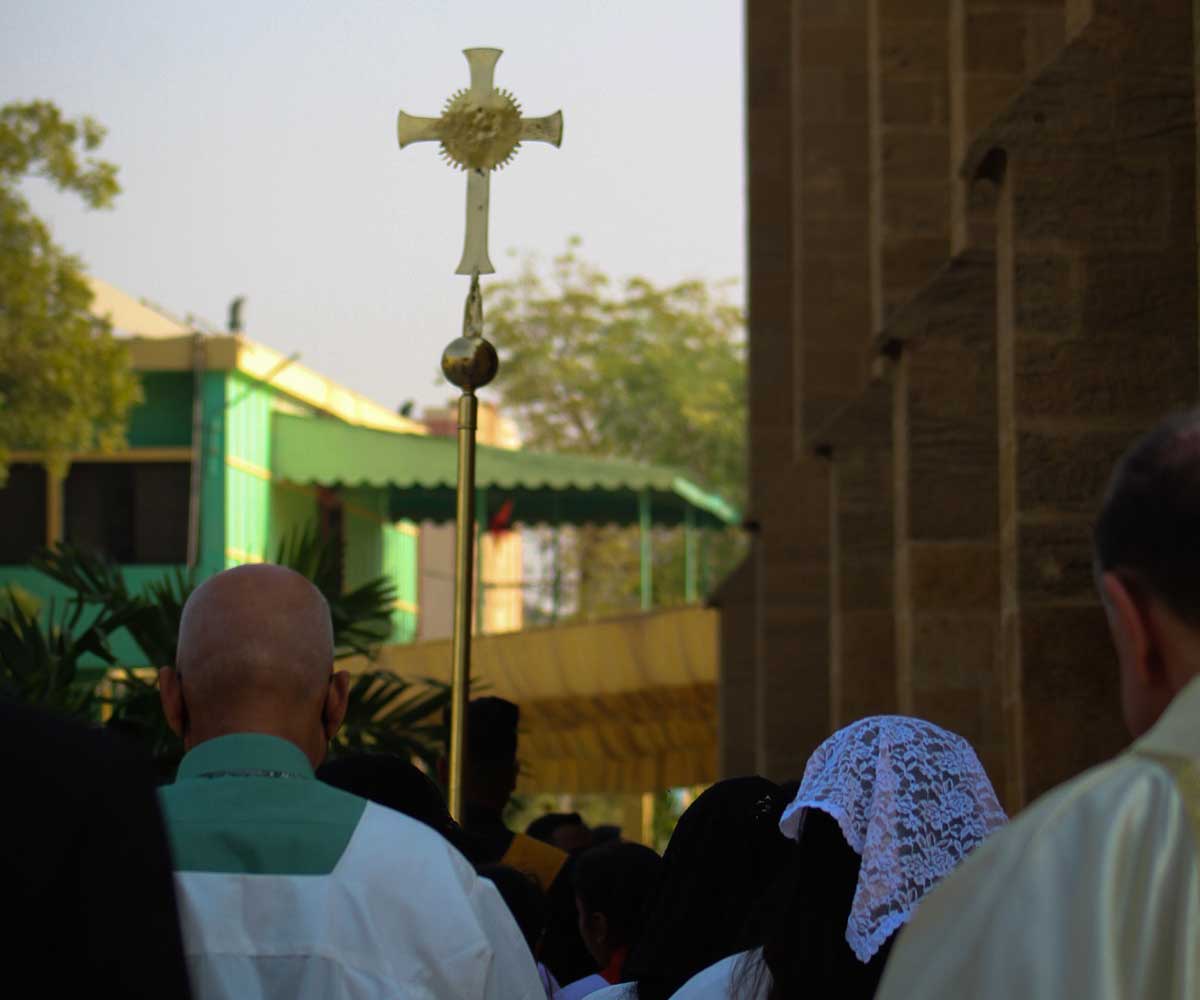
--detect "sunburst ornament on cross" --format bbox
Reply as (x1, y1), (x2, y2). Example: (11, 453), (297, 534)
(394, 47), (562, 822)
(397, 47), (563, 276)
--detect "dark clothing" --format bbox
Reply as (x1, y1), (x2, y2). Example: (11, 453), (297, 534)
(744, 810), (894, 1000)
(466, 802), (597, 985)
(624, 777), (792, 1000)
(465, 802), (517, 861)
(1, 700), (193, 998)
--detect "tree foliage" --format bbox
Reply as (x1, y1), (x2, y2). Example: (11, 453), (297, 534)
(0, 100), (141, 482)
(487, 239), (746, 501)
(484, 241), (747, 617)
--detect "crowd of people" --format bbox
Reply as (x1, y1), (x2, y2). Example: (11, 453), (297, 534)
(7, 410), (1200, 998)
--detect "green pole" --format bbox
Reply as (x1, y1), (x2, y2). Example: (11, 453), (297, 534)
(699, 528), (710, 598)
(684, 507), (697, 603)
(475, 487), (487, 634)
(639, 491), (653, 611)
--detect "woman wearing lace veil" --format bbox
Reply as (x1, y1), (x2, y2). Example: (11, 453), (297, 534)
(671, 716), (1008, 999)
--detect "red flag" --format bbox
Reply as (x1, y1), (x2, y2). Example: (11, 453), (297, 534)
(488, 498), (515, 535)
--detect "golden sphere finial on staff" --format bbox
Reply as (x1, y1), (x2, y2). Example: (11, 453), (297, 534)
(442, 337), (499, 392)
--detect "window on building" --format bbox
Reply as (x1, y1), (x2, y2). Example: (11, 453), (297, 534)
(0, 464), (47, 564)
(64, 462), (190, 564)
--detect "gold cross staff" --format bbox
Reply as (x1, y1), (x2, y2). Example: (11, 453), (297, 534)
(394, 47), (562, 821)
(397, 48), (564, 275)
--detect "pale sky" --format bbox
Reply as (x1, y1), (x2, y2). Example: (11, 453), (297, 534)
(2, 1), (745, 413)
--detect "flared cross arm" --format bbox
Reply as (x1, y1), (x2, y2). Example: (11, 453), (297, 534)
(396, 48), (563, 275)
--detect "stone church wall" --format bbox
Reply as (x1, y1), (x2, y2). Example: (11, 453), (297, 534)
(723, 0), (1198, 811)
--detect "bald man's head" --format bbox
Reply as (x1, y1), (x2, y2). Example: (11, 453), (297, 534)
(161, 564), (348, 764)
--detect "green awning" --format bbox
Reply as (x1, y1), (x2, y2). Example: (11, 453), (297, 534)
(271, 412), (739, 528)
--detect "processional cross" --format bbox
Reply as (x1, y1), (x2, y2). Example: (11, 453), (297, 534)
(395, 48), (562, 820)
(397, 48), (563, 276)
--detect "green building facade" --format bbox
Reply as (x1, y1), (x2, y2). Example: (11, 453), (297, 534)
(0, 325), (423, 660)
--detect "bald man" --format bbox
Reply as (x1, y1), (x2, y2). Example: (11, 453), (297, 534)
(877, 412), (1200, 1000)
(158, 564), (544, 1000)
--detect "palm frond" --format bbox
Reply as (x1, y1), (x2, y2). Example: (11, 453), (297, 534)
(333, 671), (450, 772)
(0, 597), (101, 719)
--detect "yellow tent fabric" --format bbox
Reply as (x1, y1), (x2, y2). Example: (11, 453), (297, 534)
(362, 606), (719, 794)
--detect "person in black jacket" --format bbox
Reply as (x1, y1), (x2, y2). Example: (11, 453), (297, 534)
(0, 699), (193, 997)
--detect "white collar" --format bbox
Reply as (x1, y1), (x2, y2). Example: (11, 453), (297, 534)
(1134, 674), (1200, 760)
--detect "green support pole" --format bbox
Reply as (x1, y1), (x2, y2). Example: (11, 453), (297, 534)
(475, 487), (487, 634)
(699, 528), (710, 598)
(684, 507), (697, 603)
(639, 491), (653, 611)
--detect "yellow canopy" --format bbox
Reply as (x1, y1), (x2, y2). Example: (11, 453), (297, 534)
(363, 606), (719, 794)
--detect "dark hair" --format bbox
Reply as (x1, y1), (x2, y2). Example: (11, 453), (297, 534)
(318, 753), (448, 827)
(467, 697), (519, 763)
(526, 811), (586, 845)
(573, 842), (663, 952)
(316, 754), (481, 858)
(621, 777), (792, 1000)
(1094, 411), (1200, 625)
(592, 824), (622, 845)
(736, 809), (894, 1000)
(480, 864), (547, 953)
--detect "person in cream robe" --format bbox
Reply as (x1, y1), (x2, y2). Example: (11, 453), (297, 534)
(877, 412), (1200, 1000)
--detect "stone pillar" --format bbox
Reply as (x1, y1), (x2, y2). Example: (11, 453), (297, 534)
(889, 252), (1008, 795)
(745, 1), (833, 781)
(754, 465), (831, 782)
(993, 0), (1198, 805)
(821, 382), (898, 730)
(869, 0), (952, 327)
(949, 1), (1065, 253)
(795, 2), (872, 436)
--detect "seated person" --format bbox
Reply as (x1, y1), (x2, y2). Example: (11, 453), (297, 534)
(673, 716), (1007, 999)
(157, 565), (544, 999)
(557, 842), (663, 1000)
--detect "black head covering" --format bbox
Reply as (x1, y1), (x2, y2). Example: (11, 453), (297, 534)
(735, 809), (894, 1000)
(621, 776), (791, 1000)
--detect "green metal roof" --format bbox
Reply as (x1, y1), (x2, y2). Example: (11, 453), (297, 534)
(271, 412), (739, 529)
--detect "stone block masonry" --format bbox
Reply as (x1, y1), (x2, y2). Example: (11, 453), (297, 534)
(726, 0), (1199, 809)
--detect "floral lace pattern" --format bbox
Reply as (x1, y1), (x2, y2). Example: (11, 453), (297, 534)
(779, 716), (1007, 963)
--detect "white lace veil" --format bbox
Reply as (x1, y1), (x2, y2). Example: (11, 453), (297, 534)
(779, 715), (1007, 963)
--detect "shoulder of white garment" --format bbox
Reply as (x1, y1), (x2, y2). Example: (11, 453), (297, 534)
(875, 749), (1200, 1000)
(173, 801), (547, 999)
(348, 804), (546, 999)
(326, 801), (542, 998)
(670, 950), (764, 999)
(582, 984), (637, 1000)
